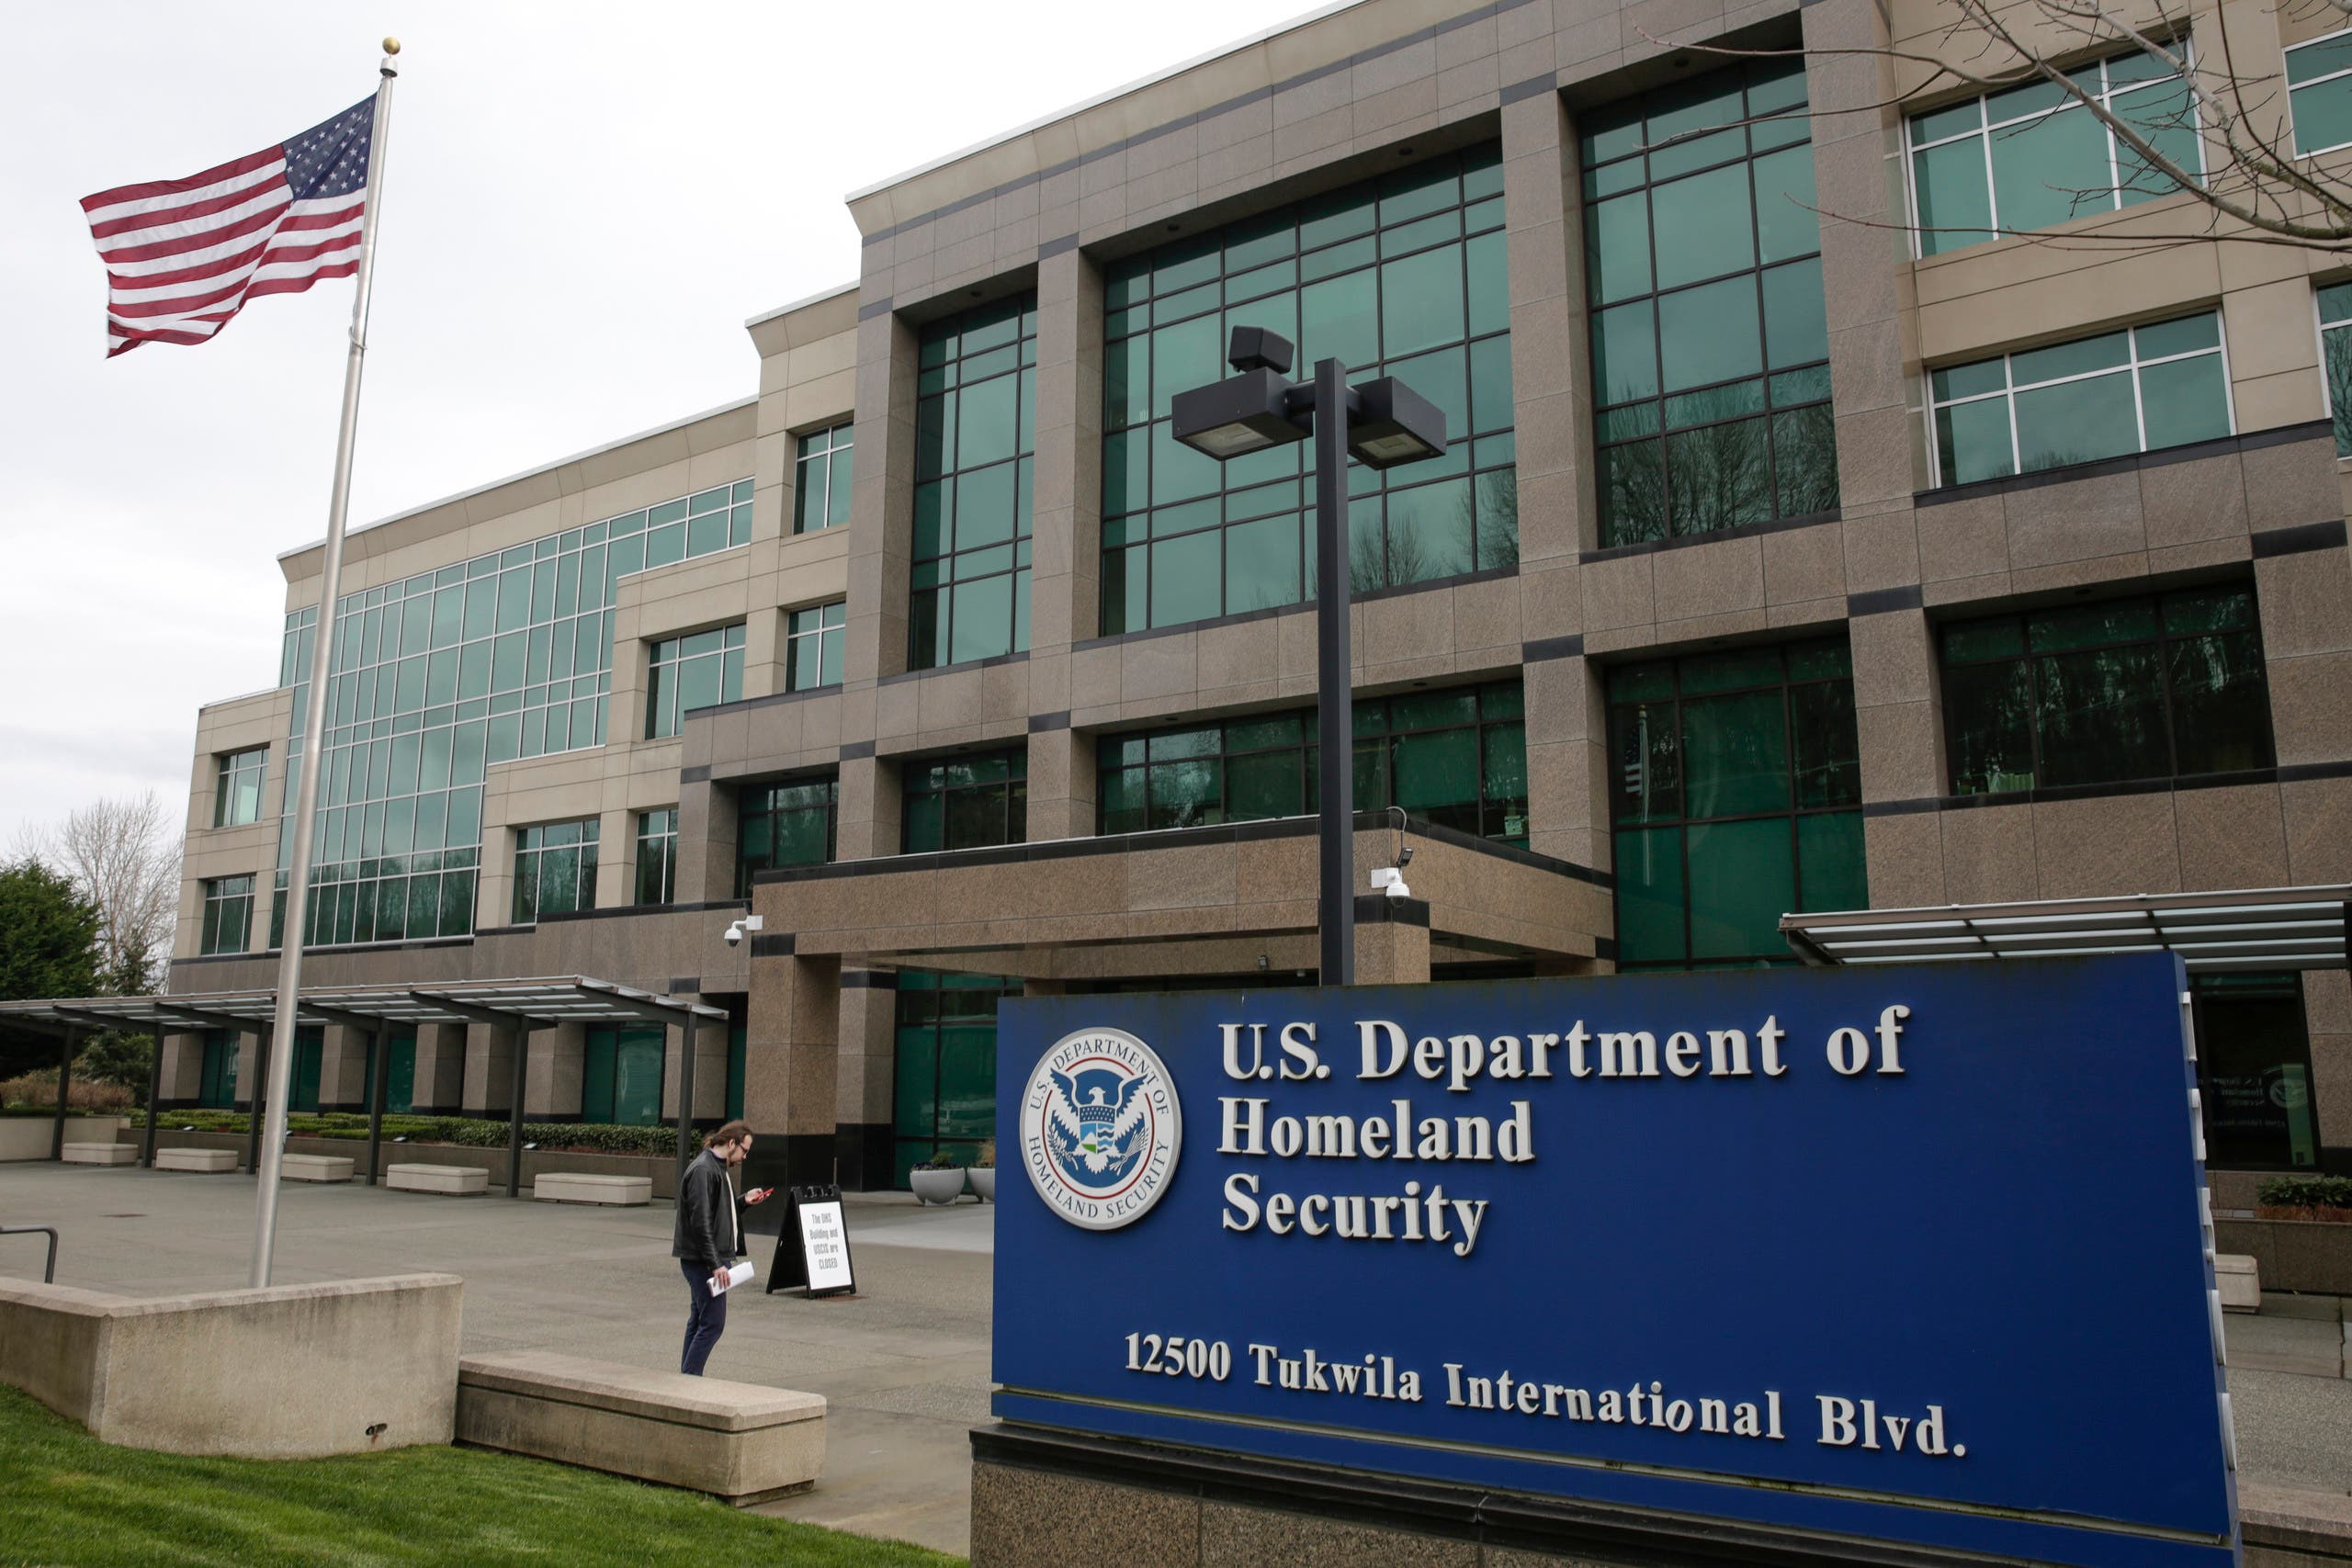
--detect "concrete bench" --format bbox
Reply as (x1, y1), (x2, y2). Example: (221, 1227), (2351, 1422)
(2217, 1253), (2260, 1313)
(533, 1173), (650, 1206)
(458, 1350), (823, 1505)
(156, 1147), (238, 1174)
(61, 1143), (136, 1167)
(386, 1163), (487, 1196)
(281, 1153), (356, 1183)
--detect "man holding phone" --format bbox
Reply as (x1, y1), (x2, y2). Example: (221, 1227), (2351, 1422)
(672, 1120), (774, 1376)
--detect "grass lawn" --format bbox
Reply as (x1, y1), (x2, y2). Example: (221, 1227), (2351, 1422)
(0, 1386), (964, 1567)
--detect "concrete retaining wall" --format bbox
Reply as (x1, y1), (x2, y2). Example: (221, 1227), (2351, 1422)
(2215, 1218), (2352, 1296)
(0, 1117), (127, 1161)
(0, 1273), (462, 1457)
(144, 1130), (684, 1196)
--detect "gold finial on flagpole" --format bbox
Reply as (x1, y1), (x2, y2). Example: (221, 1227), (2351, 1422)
(383, 37), (401, 54)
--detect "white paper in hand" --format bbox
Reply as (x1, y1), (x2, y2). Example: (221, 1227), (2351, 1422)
(709, 1261), (755, 1296)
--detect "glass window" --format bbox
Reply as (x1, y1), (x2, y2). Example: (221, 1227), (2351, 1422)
(200, 875), (254, 955)
(1939, 583), (2274, 794)
(893, 970), (1021, 1185)
(198, 1031), (240, 1109)
(786, 601), (846, 692)
(512, 818), (599, 923)
(736, 774), (838, 897)
(1929, 311), (2230, 485)
(2193, 975), (2324, 1169)
(261, 487), (764, 948)
(214, 749), (267, 828)
(1101, 143), (1513, 634)
(2318, 281), (2352, 456)
(1907, 49), (2204, 257)
(794, 422), (854, 534)
(1584, 63), (1838, 546)
(1605, 639), (1863, 968)
(903, 748), (1028, 852)
(1094, 682), (1528, 845)
(635, 807), (677, 907)
(914, 297), (1036, 668)
(645, 623), (746, 739)
(2289, 28), (2352, 155)
(582, 1025), (666, 1125)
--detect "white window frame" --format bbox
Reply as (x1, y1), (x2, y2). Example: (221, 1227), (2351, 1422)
(793, 421), (854, 535)
(1924, 310), (2236, 486)
(2287, 25), (2352, 157)
(1902, 45), (2205, 261)
(785, 600), (847, 693)
(2314, 280), (2352, 455)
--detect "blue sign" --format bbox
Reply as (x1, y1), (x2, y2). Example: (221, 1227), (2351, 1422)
(993, 955), (2238, 1567)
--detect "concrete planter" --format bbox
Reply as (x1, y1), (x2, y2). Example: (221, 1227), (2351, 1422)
(0, 1116), (127, 1161)
(147, 1131), (688, 1197)
(967, 1167), (996, 1202)
(910, 1168), (967, 1206)
(2213, 1215), (2352, 1295)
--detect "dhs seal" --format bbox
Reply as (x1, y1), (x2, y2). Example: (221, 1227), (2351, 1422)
(1020, 1026), (1182, 1231)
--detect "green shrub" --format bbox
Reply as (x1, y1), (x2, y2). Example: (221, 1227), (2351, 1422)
(143, 1110), (684, 1156)
(2256, 1175), (2352, 1210)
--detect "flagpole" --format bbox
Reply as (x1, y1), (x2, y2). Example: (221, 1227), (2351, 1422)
(250, 39), (401, 1288)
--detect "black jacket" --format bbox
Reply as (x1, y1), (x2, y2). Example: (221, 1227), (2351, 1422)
(672, 1152), (744, 1273)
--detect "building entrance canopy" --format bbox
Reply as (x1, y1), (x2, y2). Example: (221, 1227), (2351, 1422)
(0, 977), (729, 1194)
(1780, 886), (2352, 973)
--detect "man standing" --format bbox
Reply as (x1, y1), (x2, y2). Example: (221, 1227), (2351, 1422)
(673, 1120), (773, 1376)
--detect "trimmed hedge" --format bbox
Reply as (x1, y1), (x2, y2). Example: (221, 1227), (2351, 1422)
(146, 1108), (684, 1156)
(2256, 1175), (2352, 1210)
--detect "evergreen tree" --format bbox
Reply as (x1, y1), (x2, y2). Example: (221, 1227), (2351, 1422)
(0, 857), (103, 1081)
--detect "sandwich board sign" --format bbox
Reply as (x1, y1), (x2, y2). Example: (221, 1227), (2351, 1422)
(766, 1183), (856, 1298)
(992, 955), (2239, 1566)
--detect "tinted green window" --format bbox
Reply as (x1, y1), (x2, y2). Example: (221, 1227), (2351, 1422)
(381, 1026), (415, 1115)
(786, 601), (846, 691)
(2319, 283), (2352, 456)
(512, 818), (599, 922)
(1939, 584), (2274, 794)
(1094, 682), (1528, 845)
(902, 748), (1027, 853)
(1584, 62), (1838, 547)
(914, 297), (1035, 668)
(2289, 29), (2352, 154)
(289, 1026), (323, 1114)
(635, 807), (677, 906)
(2193, 975), (2323, 1169)
(793, 422), (854, 533)
(215, 748), (267, 827)
(200, 875), (254, 956)
(892, 970), (1020, 1186)
(645, 624), (745, 739)
(1907, 51), (2203, 256)
(736, 775), (838, 897)
(582, 1026), (665, 1125)
(1930, 311), (2230, 485)
(1605, 638), (1862, 968)
(198, 1032), (239, 1109)
(266, 488), (756, 949)
(1101, 144), (1513, 633)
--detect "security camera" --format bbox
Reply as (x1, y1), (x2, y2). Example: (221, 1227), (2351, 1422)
(1369, 867), (1412, 899)
(724, 923), (743, 946)
(1396, 845), (1414, 868)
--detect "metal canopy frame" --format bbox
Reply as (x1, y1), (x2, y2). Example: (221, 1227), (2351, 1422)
(1781, 886), (2352, 972)
(0, 976), (727, 1189)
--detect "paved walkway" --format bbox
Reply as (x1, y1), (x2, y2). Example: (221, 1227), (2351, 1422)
(5, 1161), (2350, 1556)
(0, 1163), (988, 1556)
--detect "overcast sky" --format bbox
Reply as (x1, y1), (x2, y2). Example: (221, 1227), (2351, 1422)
(0, 0), (1315, 849)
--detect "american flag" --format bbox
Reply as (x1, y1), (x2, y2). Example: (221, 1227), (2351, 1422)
(80, 96), (375, 356)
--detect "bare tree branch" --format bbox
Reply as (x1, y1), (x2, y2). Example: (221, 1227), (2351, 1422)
(15, 792), (179, 996)
(1638, 3), (2352, 251)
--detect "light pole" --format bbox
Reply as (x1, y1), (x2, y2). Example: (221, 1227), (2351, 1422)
(1170, 328), (1448, 987)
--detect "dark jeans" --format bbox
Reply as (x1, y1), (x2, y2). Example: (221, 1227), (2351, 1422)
(680, 1258), (728, 1376)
